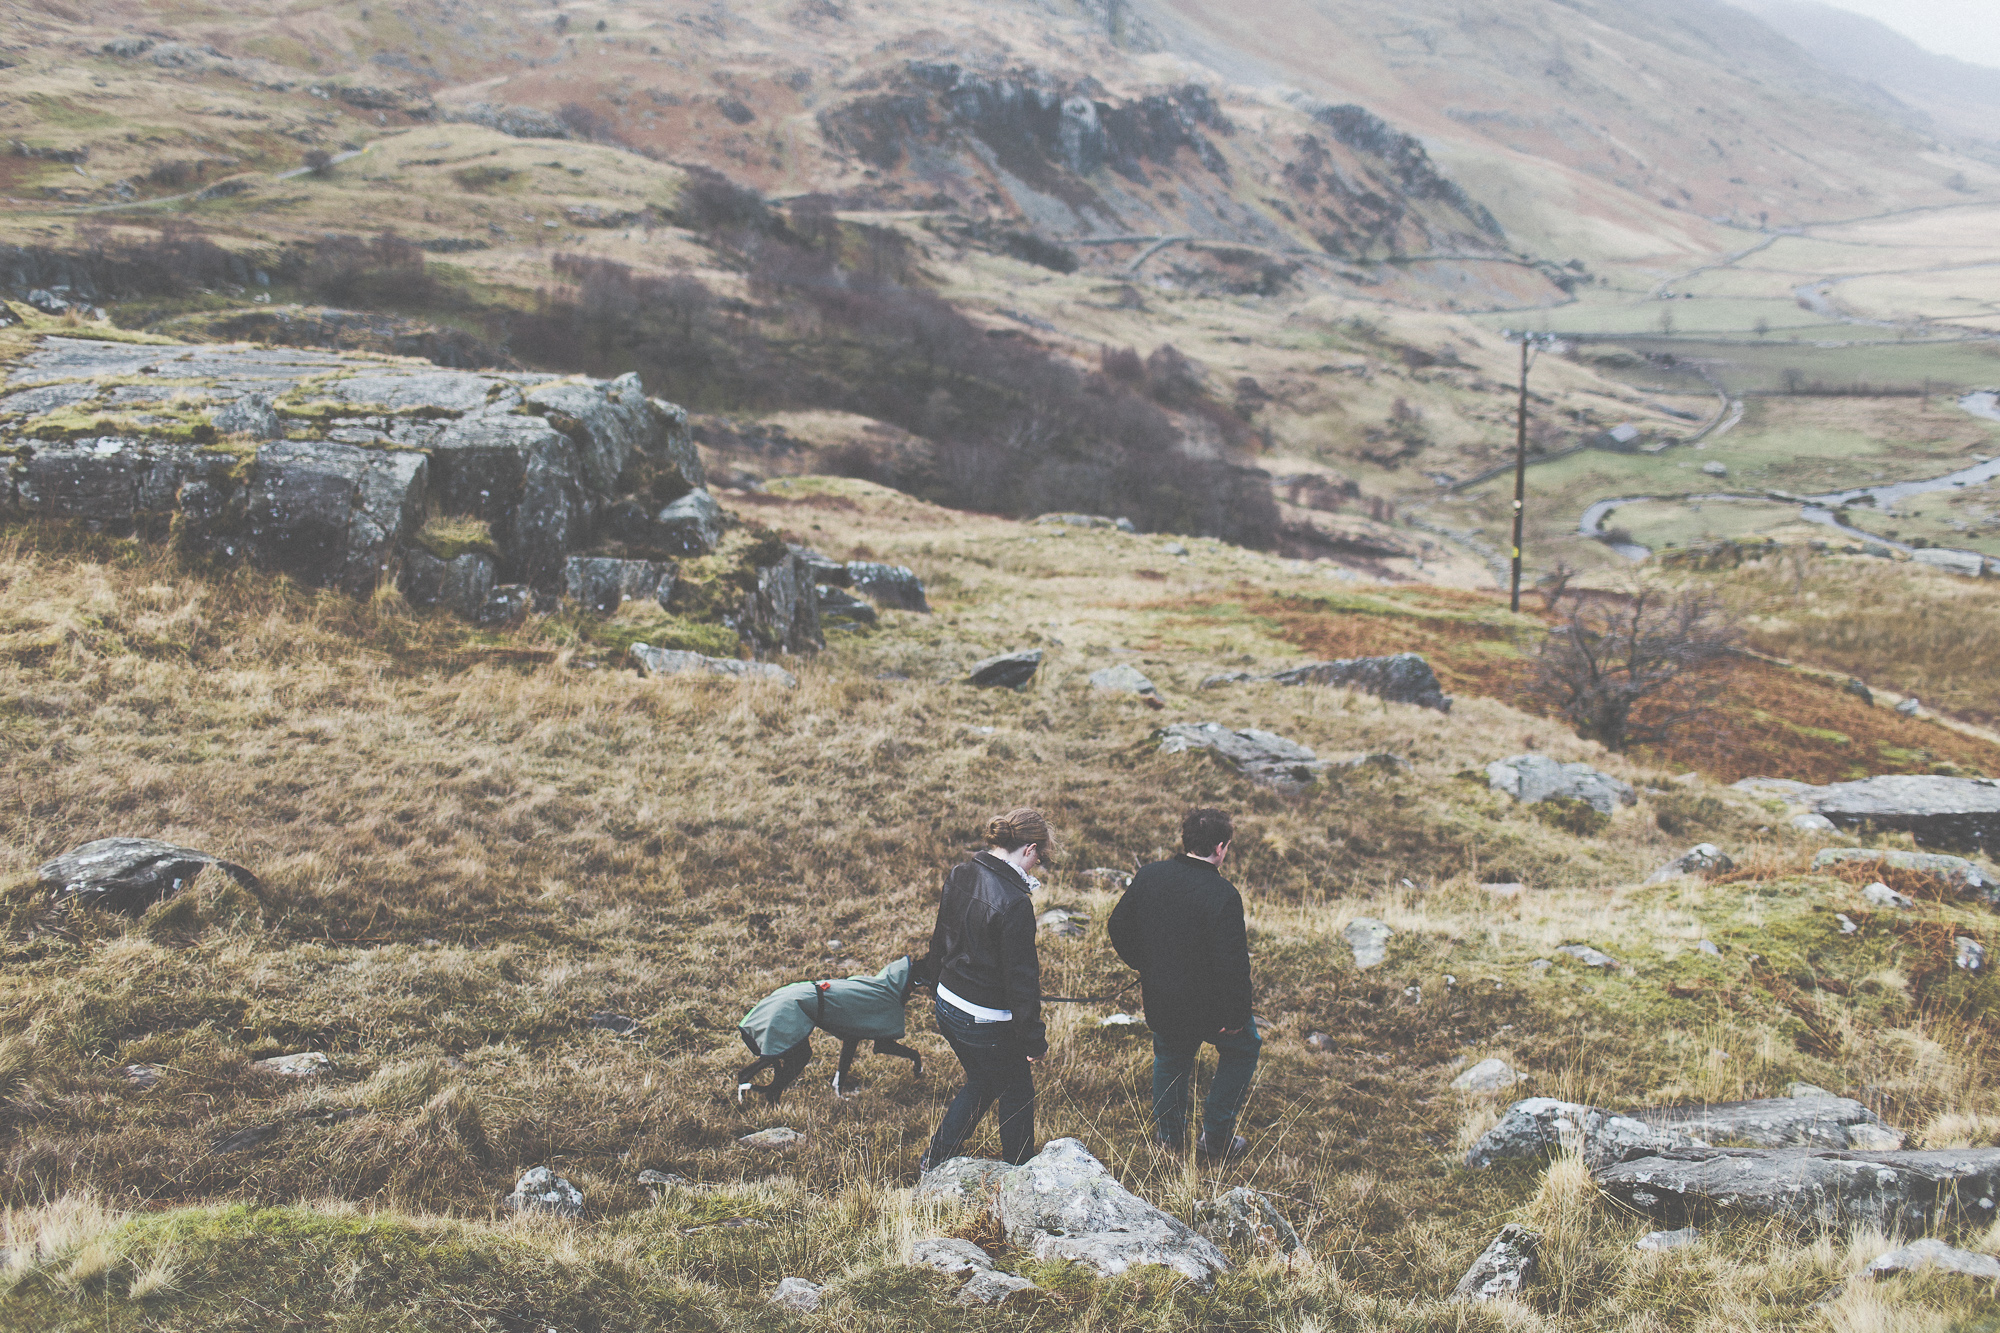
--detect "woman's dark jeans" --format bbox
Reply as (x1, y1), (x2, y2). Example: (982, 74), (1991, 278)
(925, 996), (1036, 1166)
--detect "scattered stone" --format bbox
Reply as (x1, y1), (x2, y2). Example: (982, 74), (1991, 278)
(1837, 914), (1859, 934)
(1487, 755), (1636, 815)
(1340, 751), (1412, 775)
(738, 1126), (804, 1150)
(1088, 664), (1157, 696)
(562, 557), (672, 614)
(505, 1166), (583, 1217)
(1844, 678), (1874, 706)
(1163, 542), (1189, 556)
(816, 585), (877, 627)
(846, 562), (929, 612)
(37, 837), (259, 915)
(403, 550), (496, 620)
(1699, 939), (1722, 955)
(1157, 722), (1329, 791)
(990, 1138), (1230, 1284)
(637, 1169), (690, 1190)
(1701, 461), (1728, 477)
(1637, 1227), (1699, 1252)
(630, 643), (797, 688)
(256, 1052), (330, 1077)
(1528, 958), (1552, 975)
(1810, 776), (2000, 852)
(769, 1277), (822, 1312)
(1464, 1098), (1701, 1169)
(1866, 1238), (2000, 1281)
(1198, 671), (1256, 689)
(1635, 1097), (1902, 1151)
(1647, 843), (1734, 883)
(1596, 1146), (2000, 1230)
(1792, 813), (1838, 833)
(1483, 882), (1525, 899)
(1037, 908), (1087, 939)
(1035, 512), (1136, 532)
(653, 489), (724, 556)
(742, 550), (824, 657)
(1343, 917), (1393, 969)
(1452, 1059), (1524, 1094)
(1452, 1224), (1540, 1302)
(1959, 937), (1987, 971)
(956, 1270), (1039, 1306)
(118, 1064), (162, 1090)
(1862, 881), (1916, 910)
(967, 650), (1044, 689)
(1556, 943), (1624, 971)
(1305, 1032), (1333, 1051)
(1195, 1187), (1301, 1255)
(1813, 848), (1997, 902)
(1267, 652), (1452, 712)
(588, 1012), (640, 1035)
(912, 1237), (996, 1278)
(1896, 697), (1922, 717)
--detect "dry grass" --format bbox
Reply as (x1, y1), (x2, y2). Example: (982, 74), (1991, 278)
(0, 492), (1998, 1329)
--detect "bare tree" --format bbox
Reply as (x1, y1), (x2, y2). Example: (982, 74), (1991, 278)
(1532, 585), (1741, 751)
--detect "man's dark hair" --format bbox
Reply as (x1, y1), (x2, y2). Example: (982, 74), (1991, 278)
(1181, 808), (1233, 857)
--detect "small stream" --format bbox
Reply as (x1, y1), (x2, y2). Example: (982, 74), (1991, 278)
(1580, 392), (2000, 560)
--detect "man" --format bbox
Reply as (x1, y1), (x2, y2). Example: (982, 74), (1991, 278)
(1107, 807), (1258, 1159)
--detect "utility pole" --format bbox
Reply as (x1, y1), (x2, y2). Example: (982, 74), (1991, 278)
(1502, 330), (1557, 613)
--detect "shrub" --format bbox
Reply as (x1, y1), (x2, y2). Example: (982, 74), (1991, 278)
(1531, 585), (1741, 751)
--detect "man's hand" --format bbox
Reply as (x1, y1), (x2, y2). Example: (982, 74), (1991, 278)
(1218, 1026), (1242, 1036)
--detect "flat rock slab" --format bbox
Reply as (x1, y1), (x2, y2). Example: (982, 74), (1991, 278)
(1158, 722), (1328, 791)
(1809, 776), (2000, 853)
(1344, 917), (1392, 969)
(1634, 1097), (1902, 1151)
(1089, 664), (1157, 695)
(1868, 1238), (2000, 1280)
(38, 837), (258, 914)
(631, 644), (797, 688)
(1267, 652), (1452, 712)
(1466, 1097), (1701, 1170)
(1453, 1224), (1540, 1302)
(1596, 1147), (2000, 1230)
(1488, 754), (1635, 814)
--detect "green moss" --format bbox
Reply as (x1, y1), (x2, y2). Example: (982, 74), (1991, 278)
(412, 516), (498, 561)
(1532, 796), (1610, 837)
(592, 615), (739, 658)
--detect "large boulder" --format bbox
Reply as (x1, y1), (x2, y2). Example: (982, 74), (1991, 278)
(1812, 847), (1999, 903)
(562, 557), (673, 615)
(426, 412), (584, 587)
(1267, 653), (1452, 712)
(989, 1139), (1230, 1285)
(10, 437), (242, 531)
(737, 551), (821, 657)
(245, 441), (427, 595)
(1487, 754), (1636, 815)
(1595, 1146), (2000, 1230)
(1632, 1097), (1902, 1151)
(1802, 777), (2000, 853)
(1464, 1098), (1701, 1170)
(523, 373), (659, 495)
(1158, 723), (1329, 791)
(652, 489), (724, 556)
(402, 550), (495, 619)
(847, 561), (929, 611)
(38, 837), (259, 914)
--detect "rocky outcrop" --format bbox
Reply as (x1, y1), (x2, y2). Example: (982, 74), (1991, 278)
(562, 557), (673, 614)
(441, 102), (570, 139)
(1268, 653), (1452, 712)
(1464, 1098), (1701, 1170)
(1487, 754), (1636, 815)
(1632, 1097), (1902, 1151)
(1036, 512), (1136, 532)
(402, 550), (495, 619)
(740, 550), (822, 657)
(920, 1138), (1230, 1286)
(1737, 775), (2000, 853)
(245, 440), (429, 595)
(1595, 1146), (2000, 1230)
(1157, 722), (1329, 790)
(38, 837), (259, 914)
(649, 490), (724, 556)
(909, 1238), (1039, 1305)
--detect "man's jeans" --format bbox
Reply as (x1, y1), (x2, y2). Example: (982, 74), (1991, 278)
(926, 996), (1036, 1166)
(1151, 1020), (1260, 1145)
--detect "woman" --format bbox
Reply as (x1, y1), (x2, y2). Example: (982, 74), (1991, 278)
(917, 807), (1050, 1170)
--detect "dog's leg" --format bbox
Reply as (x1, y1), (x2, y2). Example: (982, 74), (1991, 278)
(833, 1039), (859, 1098)
(736, 1056), (776, 1106)
(763, 1040), (812, 1104)
(875, 1039), (922, 1080)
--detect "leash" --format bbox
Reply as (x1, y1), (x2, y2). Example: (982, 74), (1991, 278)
(1038, 979), (1138, 1005)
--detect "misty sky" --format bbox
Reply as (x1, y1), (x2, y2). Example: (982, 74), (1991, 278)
(1817, 0), (2000, 68)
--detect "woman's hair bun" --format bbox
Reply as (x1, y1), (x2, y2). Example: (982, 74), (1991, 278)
(985, 807), (1053, 853)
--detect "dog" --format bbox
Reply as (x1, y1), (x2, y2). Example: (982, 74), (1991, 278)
(735, 955), (924, 1104)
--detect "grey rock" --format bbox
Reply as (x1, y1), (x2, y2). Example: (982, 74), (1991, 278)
(992, 1138), (1229, 1285)
(442, 101), (571, 139)
(816, 585), (877, 627)
(1634, 1097), (1901, 1151)
(956, 1269), (1038, 1306)
(637, 1169), (690, 1190)
(1339, 751), (1412, 774)
(478, 584), (533, 626)
(968, 650), (1043, 689)
(1343, 917), (1392, 969)
(0, 381), (99, 415)
(119, 1063), (163, 1090)
(1911, 549), (1988, 577)
(1867, 1237), (2000, 1280)
(1837, 914), (1860, 934)
(1637, 1227), (1699, 1252)
(11, 437), (241, 530)
(210, 393), (280, 440)
(1163, 542), (1189, 556)
(1596, 1146), (2000, 1230)
(911, 1237), (996, 1278)
(1959, 937), (1987, 971)
(846, 561), (928, 611)
(1037, 908), (1087, 939)
(1556, 943), (1624, 970)
(1648, 843), (1734, 883)
(738, 1126), (805, 1149)
(1809, 775), (2000, 852)
(563, 557), (672, 615)
(1034, 512), (1135, 532)
(1199, 671), (1256, 688)
(1089, 664), (1157, 695)
(1813, 847), (1998, 902)
(798, 551), (848, 585)
(1488, 754), (1636, 815)
(38, 837), (258, 914)
(653, 489), (724, 556)
(331, 371), (514, 415)
(1528, 958), (1553, 974)
(1862, 881), (1916, 910)
(914, 1156), (1012, 1204)
(1194, 1187), (1301, 1255)
(245, 440), (428, 595)
(741, 551), (822, 657)
(1896, 697), (1922, 716)
(504, 1166), (583, 1217)
(631, 644), (797, 688)
(1267, 652), (1452, 712)
(1452, 1059), (1523, 1093)
(1792, 813), (1838, 833)
(1157, 722), (1329, 791)
(402, 550), (495, 620)
(1844, 678), (1874, 707)
(1699, 938), (1722, 954)
(769, 1277), (822, 1312)
(522, 374), (659, 495)
(1464, 1097), (1701, 1170)
(256, 1051), (330, 1077)
(1732, 777), (1820, 801)
(647, 397), (703, 498)
(428, 413), (583, 587)
(1452, 1224), (1540, 1302)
